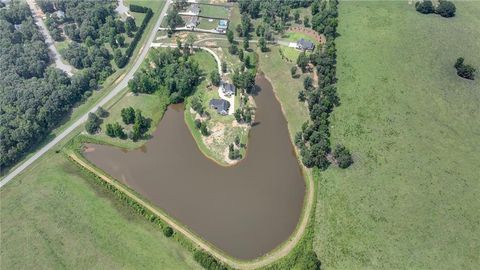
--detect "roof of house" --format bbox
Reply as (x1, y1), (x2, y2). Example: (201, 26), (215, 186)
(187, 3), (200, 14)
(209, 99), (230, 114)
(186, 16), (198, 27)
(221, 81), (235, 94)
(54, 10), (65, 18)
(297, 38), (315, 50)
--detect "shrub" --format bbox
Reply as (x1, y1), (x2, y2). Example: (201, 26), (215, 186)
(210, 71), (221, 86)
(415, 0), (434, 14)
(163, 226), (174, 237)
(291, 66), (297, 77)
(121, 107), (135, 125)
(130, 4), (148, 13)
(221, 62), (227, 73)
(96, 106), (108, 118)
(85, 113), (101, 134)
(194, 119), (202, 129)
(228, 44), (238, 55)
(436, 0), (456, 17)
(454, 57), (476, 80)
(200, 122), (209, 136)
(106, 123), (115, 137)
(193, 250), (228, 270)
(333, 144), (353, 168)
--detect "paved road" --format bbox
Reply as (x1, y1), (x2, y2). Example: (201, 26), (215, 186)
(0, 1), (171, 189)
(26, 0), (74, 76)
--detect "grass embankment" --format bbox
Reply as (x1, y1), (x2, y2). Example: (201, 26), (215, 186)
(315, 2), (480, 269)
(0, 152), (201, 269)
(258, 46), (310, 139)
(185, 50), (249, 165)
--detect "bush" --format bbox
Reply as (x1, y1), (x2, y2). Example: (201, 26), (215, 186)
(130, 4), (149, 13)
(200, 122), (209, 136)
(163, 226), (174, 237)
(121, 107), (135, 125)
(333, 144), (353, 168)
(106, 123), (115, 137)
(193, 250), (228, 270)
(415, 0), (434, 14)
(210, 71), (221, 86)
(228, 44), (238, 55)
(436, 0), (456, 17)
(85, 112), (101, 134)
(194, 119), (202, 129)
(96, 106), (109, 118)
(291, 66), (297, 77)
(454, 57), (476, 80)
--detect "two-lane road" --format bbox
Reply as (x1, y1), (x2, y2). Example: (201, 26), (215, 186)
(0, 1), (171, 189)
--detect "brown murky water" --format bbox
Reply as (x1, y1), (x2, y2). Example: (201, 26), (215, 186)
(83, 74), (305, 260)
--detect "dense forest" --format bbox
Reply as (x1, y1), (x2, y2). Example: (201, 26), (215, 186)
(0, 2), (90, 168)
(128, 48), (201, 103)
(0, 0), (146, 169)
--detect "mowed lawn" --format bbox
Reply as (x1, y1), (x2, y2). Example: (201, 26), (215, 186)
(315, 1), (480, 269)
(0, 154), (201, 269)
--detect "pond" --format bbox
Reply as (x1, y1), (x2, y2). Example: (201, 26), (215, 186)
(83, 74), (306, 260)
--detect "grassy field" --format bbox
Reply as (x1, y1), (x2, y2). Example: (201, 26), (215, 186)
(198, 17), (220, 30)
(258, 45), (310, 137)
(0, 153), (201, 269)
(314, 1), (480, 269)
(199, 4), (229, 19)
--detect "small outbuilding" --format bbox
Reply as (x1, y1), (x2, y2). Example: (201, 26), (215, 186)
(296, 38), (315, 51)
(216, 20), (228, 33)
(54, 10), (65, 19)
(209, 99), (230, 115)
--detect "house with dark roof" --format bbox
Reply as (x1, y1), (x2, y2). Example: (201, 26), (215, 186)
(185, 16), (199, 29)
(296, 38), (315, 51)
(209, 99), (230, 115)
(220, 81), (235, 96)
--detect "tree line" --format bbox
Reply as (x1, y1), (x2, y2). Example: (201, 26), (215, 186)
(293, 0), (353, 170)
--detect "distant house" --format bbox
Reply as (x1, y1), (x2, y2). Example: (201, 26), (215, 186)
(54, 10), (65, 19)
(216, 20), (228, 33)
(220, 81), (235, 96)
(296, 38), (315, 51)
(209, 99), (230, 115)
(185, 16), (199, 29)
(186, 3), (200, 16)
